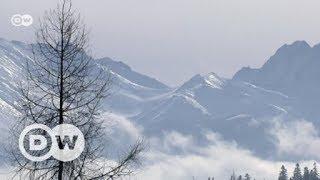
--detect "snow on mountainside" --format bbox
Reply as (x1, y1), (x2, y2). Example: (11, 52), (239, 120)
(128, 41), (320, 157)
(233, 40), (320, 97)
(0, 39), (30, 123)
(96, 57), (169, 90)
(0, 38), (169, 117)
(177, 72), (226, 92)
(133, 71), (292, 156)
(1, 39), (320, 159)
(233, 40), (320, 121)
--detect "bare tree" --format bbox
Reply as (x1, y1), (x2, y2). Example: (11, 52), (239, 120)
(9, 0), (143, 179)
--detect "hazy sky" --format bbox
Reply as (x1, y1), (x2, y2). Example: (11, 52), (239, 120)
(1, 0), (320, 86)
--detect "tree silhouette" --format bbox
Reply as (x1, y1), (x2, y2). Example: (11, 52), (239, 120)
(230, 171), (237, 180)
(279, 165), (289, 180)
(9, 0), (143, 179)
(310, 163), (319, 180)
(244, 173), (251, 180)
(293, 163), (303, 180)
(303, 167), (310, 180)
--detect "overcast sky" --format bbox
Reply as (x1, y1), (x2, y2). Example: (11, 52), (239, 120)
(1, 0), (320, 86)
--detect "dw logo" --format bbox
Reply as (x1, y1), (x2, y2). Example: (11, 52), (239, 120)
(19, 124), (85, 162)
(11, 14), (33, 27)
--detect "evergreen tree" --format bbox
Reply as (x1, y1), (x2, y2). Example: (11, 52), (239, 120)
(230, 171), (237, 180)
(279, 165), (289, 180)
(237, 175), (243, 180)
(244, 173), (251, 180)
(293, 163), (303, 180)
(310, 170), (314, 180)
(310, 163), (319, 180)
(303, 167), (310, 180)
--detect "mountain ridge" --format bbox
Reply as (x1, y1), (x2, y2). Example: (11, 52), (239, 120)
(1, 38), (320, 159)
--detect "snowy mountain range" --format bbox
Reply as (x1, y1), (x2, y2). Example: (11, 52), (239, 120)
(0, 38), (319, 161)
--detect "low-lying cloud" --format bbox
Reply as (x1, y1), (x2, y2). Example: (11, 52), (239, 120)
(270, 118), (320, 160)
(2, 114), (318, 179)
(105, 114), (320, 180)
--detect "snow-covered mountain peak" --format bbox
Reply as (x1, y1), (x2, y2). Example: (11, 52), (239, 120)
(311, 42), (320, 50)
(233, 39), (320, 96)
(178, 72), (225, 92)
(0, 38), (15, 48)
(289, 40), (310, 48)
(0, 37), (9, 43)
(97, 57), (131, 71)
(2, 38), (320, 160)
(96, 57), (169, 90)
(278, 40), (311, 52)
(203, 72), (225, 89)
